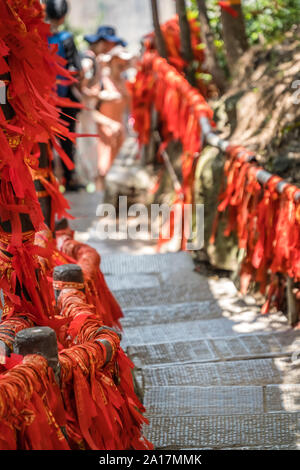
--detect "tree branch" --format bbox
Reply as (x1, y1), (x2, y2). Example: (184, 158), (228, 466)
(175, 0), (196, 86)
(150, 0), (168, 59)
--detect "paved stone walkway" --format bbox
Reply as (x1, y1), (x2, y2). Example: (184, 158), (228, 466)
(69, 192), (300, 450)
(101, 252), (300, 450)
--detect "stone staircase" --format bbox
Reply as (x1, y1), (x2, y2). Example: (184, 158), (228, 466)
(102, 251), (300, 450)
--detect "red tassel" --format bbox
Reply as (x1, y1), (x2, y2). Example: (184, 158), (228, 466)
(218, 2), (239, 17)
(2, 353), (23, 370)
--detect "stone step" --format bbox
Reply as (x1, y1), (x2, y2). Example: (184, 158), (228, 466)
(106, 270), (239, 300)
(101, 252), (194, 275)
(106, 270), (209, 293)
(265, 384), (300, 412)
(144, 386), (265, 416)
(121, 318), (240, 348)
(159, 271), (239, 298)
(159, 271), (238, 297)
(105, 273), (161, 291)
(98, 251), (300, 450)
(115, 284), (215, 308)
(121, 298), (289, 331)
(128, 338), (219, 367)
(144, 385), (300, 417)
(121, 315), (293, 348)
(121, 300), (223, 328)
(142, 358), (300, 388)
(143, 413), (300, 449)
(126, 331), (300, 367)
(181, 445), (300, 450)
(212, 331), (300, 360)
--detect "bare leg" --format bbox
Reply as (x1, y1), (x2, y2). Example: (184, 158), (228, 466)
(96, 173), (105, 192)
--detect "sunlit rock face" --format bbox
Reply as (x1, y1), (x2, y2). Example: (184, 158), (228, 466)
(68, 0), (175, 51)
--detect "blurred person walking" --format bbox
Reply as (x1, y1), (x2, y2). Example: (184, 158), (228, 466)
(93, 46), (133, 190)
(76, 26), (127, 190)
(46, 0), (84, 191)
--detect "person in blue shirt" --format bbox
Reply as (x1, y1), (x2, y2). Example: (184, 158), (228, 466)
(46, 0), (84, 191)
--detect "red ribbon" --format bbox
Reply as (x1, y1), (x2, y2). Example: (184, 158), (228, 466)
(218, 1), (239, 17)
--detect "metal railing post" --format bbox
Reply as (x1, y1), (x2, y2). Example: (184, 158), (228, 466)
(199, 116), (299, 325)
(14, 327), (60, 383)
(287, 277), (299, 326)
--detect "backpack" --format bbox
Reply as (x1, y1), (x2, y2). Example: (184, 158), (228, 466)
(80, 50), (97, 81)
(48, 30), (73, 98)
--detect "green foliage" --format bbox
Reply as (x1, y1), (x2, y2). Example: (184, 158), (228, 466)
(64, 21), (86, 51)
(243, 0), (300, 44)
(190, 0), (300, 45)
(189, 0), (300, 71)
(196, 71), (213, 83)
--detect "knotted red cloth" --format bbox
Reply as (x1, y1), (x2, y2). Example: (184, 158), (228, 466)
(211, 145), (300, 317)
(143, 15), (207, 93)
(0, 355), (69, 450)
(0, 0), (75, 324)
(218, 1), (239, 18)
(56, 230), (123, 328)
(57, 288), (152, 450)
(130, 54), (213, 250)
